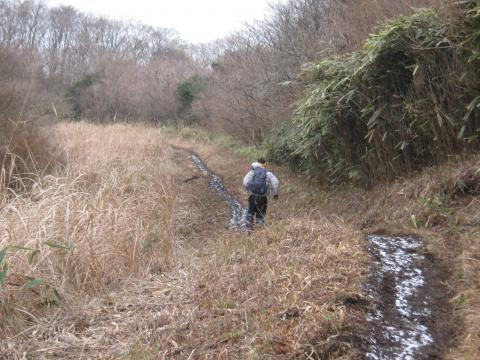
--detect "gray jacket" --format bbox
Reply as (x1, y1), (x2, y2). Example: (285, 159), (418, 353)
(243, 162), (280, 196)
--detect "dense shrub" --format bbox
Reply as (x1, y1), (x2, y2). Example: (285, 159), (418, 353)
(0, 48), (58, 194)
(177, 75), (208, 110)
(267, 2), (480, 184)
(65, 73), (100, 120)
(0, 120), (57, 194)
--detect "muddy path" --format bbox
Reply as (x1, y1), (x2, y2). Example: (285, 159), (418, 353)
(364, 234), (454, 359)
(173, 146), (247, 230)
(176, 146), (454, 358)
(190, 152), (247, 230)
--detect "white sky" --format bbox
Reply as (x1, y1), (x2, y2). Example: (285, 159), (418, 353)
(47, 0), (283, 44)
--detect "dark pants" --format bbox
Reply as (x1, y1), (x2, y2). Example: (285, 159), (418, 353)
(247, 194), (267, 227)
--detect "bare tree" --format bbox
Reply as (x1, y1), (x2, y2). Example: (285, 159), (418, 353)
(193, 0), (442, 142)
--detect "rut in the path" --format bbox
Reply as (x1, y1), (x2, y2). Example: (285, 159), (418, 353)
(365, 234), (449, 359)
(188, 151), (247, 230)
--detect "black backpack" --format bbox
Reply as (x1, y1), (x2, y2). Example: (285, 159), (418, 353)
(249, 167), (268, 195)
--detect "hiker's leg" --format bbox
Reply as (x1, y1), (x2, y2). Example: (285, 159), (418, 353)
(252, 195), (262, 225)
(253, 200), (260, 225)
(246, 195), (256, 228)
(256, 196), (267, 226)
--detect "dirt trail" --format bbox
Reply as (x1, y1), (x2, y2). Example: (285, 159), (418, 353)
(186, 150), (453, 359)
(190, 151), (247, 230)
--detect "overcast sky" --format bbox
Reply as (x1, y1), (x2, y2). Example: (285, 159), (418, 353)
(47, 0), (283, 44)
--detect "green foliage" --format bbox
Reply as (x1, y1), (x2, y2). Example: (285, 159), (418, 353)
(267, 4), (480, 184)
(28, 249), (40, 265)
(0, 247), (6, 265)
(422, 193), (453, 215)
(0, 247), (8, 286)
(410, 214), (424, 229)
(25, 278), (43, 289)
(65, 73), (99, 120)
(39, 284), (63, 306)
(43, 240), (73, 251)
(460, 1), (480, 62)
(0, 245), (64, 305)
(176, 75), (208, 111)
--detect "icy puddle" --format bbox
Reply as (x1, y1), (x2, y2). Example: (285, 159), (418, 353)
(365, 235), (435, 359)
(191, 153), (247, 230)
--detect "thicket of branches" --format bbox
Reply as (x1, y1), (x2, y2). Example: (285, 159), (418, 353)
(192, 0), (441, 143)
(4, 0), (479, 187)
(0, 0), (198, 122)
(0, 0), (442, 128)
(0, 45), (55, 195)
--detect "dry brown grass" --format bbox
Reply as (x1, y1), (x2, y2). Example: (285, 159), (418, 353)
(1, 120), (58, 196)
(0, 123), (179, 340)
(164, 134), (480, 359)
(398, 157), (480, 360)
(141, 138), (367, 358)
(0, 124), (367, 359)
(1, 123), (478, 359)
(275, 154), (480, 360)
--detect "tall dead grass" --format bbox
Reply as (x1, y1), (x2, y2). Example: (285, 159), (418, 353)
(0, 120), (58, 197)
(0, 123), (179, 334)
(0, 46), (60, 197)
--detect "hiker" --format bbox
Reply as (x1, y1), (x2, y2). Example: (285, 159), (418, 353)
(243, 158), (280, 228)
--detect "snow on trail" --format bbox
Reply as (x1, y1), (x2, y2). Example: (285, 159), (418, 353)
(365, 235), (435, 359)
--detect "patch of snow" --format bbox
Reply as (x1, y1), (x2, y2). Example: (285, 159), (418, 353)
(191, 154), (247, 230)
(366, 235), (434, 359)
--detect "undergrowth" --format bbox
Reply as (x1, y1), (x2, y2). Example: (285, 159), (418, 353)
(267, 1), (480, 184)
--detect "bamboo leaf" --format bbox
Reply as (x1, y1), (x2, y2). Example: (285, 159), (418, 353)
(366, 129), (376, 143)
(25, 278), (43, 289)
(28, 249), (41, 265)
(0, 264), (8, 285)
(367, 109), (382, 128)
(412, 64), (419, 76)
(53, 288), (63, 302)
(463, 96), (480, 121)
(10, 246), (36, 252)
(43, 241), (72, 250)
(0, 247), (7, 265)
(458, 125), (467, 140)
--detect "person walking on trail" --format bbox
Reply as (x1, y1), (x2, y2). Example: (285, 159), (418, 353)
(243, 158), (280, 228)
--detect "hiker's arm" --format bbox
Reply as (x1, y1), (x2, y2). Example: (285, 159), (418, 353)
(243, 170), (254, 189)
(267, 172), (280, 196)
